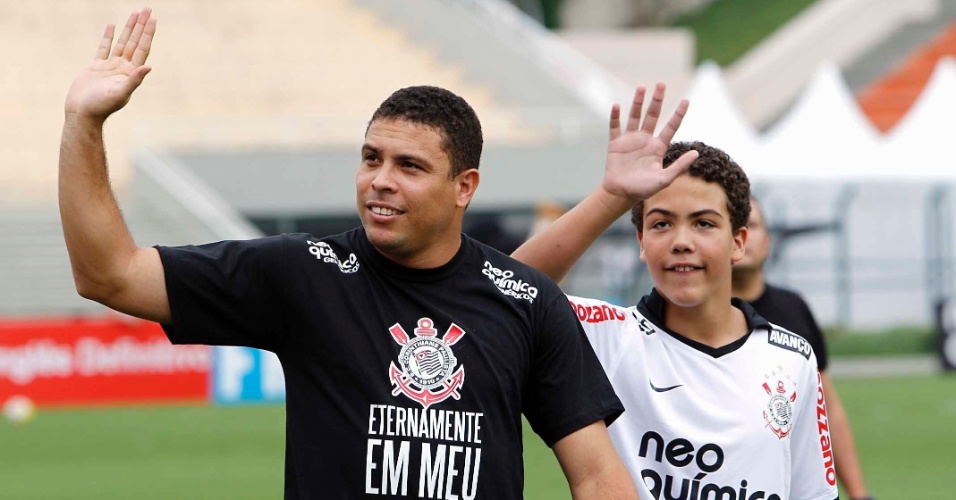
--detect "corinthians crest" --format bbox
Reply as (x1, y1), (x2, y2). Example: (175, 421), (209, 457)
(388, 318), (466, 409)
(762, 380), (797, 439)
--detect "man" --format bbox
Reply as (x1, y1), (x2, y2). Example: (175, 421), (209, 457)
(59, 8), (636, 499)
(733, 198), (872, 500)
(512, 87), (839, 499)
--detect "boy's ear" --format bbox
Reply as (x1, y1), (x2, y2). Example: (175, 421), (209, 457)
(636, 231), (646, 263)
(731, 226), (748, 264)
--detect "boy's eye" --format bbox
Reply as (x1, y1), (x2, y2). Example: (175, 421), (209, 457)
(650, 220), (669, 229)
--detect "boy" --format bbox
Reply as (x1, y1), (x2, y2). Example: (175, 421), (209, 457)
(512, 86), (839, 499)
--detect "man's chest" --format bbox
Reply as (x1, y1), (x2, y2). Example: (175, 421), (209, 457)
(281, 272), (536, 407)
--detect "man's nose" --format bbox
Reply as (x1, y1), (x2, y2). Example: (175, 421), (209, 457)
(370, 163), (398, 191)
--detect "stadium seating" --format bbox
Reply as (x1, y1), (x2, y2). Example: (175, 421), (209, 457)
(0, 0), (561, 315)
(858, 23), (956, 132)
(1, 0), (549, 202)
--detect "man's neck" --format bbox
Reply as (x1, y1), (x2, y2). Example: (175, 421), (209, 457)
(371, 234), (463, 270)
(731, 268), (766, 303)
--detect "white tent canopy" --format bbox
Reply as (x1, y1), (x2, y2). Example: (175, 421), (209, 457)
(758, 63), (887, 180)
(672, 58), (956, 182)
(675, 61), (761, 170)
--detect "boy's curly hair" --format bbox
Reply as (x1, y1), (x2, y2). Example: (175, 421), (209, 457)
(631, 141), (751, 232)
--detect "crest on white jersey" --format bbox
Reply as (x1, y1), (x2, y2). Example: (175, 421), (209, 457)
(762, 380), (797, 439)
(388, 318), (466, 409)
(307, 240), (359, 273)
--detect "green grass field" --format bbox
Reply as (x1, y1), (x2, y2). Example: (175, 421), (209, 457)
(1, 374), (954, 499)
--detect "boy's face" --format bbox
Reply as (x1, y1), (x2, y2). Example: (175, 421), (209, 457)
(637, 175), (747, 308)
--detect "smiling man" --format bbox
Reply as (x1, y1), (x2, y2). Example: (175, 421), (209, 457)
(58, 8), (637, 500)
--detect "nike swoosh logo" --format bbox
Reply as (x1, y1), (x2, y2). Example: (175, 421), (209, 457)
(649, 379), (683, 393)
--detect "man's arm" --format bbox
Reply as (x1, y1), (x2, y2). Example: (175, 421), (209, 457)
(60, 8), (170, 323)
(822, 372), (872, 499)
(511, 84), (697, 282)
(552, 420), (638, 499)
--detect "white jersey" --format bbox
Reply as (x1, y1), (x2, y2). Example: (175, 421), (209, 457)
(569, 290), (838, 500)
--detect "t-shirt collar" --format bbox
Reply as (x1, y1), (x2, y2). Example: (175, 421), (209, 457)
(353, 227), (470, 282)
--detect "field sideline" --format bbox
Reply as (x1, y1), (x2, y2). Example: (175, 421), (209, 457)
(1, 375), (952, 499)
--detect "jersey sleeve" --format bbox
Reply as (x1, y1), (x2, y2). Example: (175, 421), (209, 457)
(565, 295), (632, 376)
(522, 294), (624, 447)
(156, 235), (290, 352)
(789, 361), (839, 500)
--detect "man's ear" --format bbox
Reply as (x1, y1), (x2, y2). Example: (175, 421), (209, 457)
(456, 169), (480, 209)
(731, 226), (748, 264)
(636, 230), (646, 263)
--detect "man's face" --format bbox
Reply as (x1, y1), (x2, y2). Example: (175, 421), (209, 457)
(356, 119), (478, 266)
(735, 200), (770, 271)
(637, 175), (746, 308)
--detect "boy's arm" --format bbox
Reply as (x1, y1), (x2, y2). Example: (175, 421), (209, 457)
(552, 420), (639, 499)
(60, 8), (171, 323)
(511, 84), (697, 282)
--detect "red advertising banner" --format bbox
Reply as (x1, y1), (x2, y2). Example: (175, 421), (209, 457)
(0, 316), (211, 407)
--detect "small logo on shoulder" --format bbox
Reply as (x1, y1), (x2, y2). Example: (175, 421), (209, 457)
(482, 261), (538, 303)
(768, 328), (811, 360)
(568, 299), (627, 323)
(308, 240), (359, 273)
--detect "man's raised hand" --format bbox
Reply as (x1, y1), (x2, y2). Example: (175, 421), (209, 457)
(602, 83), (698, 203)
(64, 7), (156, 121)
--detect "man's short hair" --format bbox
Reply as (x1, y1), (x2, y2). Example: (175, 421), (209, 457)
(369, 86), (483, 178)
(631, 141), (751, 233)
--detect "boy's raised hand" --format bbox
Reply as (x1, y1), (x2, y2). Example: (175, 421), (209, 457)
(602, 83), (698, 203)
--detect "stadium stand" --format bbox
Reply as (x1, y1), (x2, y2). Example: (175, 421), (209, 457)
(0, 0), (607, 315)
(724, 0), (937, 128)
(7, 0), (946, 317)
(856, 20), (956, 132)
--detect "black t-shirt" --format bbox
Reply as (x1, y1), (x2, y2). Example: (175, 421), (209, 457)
(157, 228), (623, 499)
(747, 283), (828, 371)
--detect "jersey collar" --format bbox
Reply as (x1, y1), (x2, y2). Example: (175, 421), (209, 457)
(637, 288), (772, 358)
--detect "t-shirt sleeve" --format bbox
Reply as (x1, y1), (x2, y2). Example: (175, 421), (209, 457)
(156, 236), (289, 352)
(565, 295), (631, 376)
(522, 294), (624, 447)
(789, 362), (840, 500)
